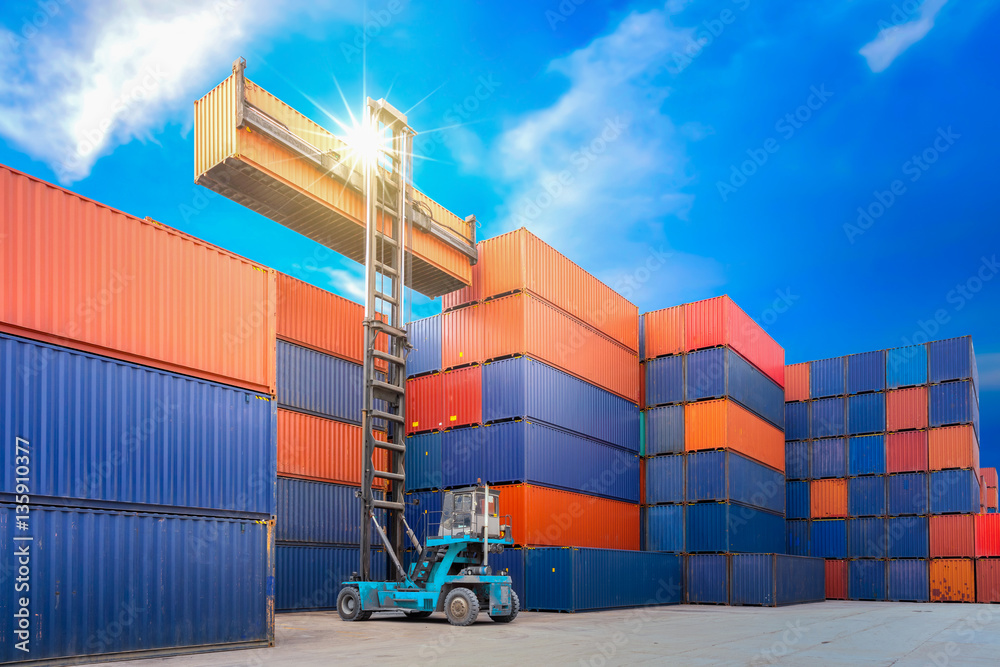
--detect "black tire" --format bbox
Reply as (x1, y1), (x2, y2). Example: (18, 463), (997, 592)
(490, 590), (520, 623)
(404, 610), (433, 619)
(444, 587), (480, 626)
(337, 586), (371, 622)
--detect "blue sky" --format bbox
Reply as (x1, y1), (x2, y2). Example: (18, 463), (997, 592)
(1, 0), (998, 462)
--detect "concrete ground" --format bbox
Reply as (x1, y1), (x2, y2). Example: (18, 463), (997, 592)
(100, 602), (999, 667)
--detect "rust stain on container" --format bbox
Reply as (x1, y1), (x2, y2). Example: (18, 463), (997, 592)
(643, 305), (684, 359)
(784, 363), (810, 402)
(684, 399), (785, 473)
(929, 559), (975, 603)
(810, 479), (848, 519)
(887, 387), (928, 431)
(928, 425), (979, 471)
(277, 409), (387, 488)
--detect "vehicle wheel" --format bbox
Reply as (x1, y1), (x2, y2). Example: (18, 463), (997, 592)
(490, 590), (520, 623)
(444, 587), (480, 626)
(337, 587), (371, 621)
(404, 611), (433, 619)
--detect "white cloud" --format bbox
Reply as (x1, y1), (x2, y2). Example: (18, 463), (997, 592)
(977, 352), (1000, 391)
(860, 0), (949, 73)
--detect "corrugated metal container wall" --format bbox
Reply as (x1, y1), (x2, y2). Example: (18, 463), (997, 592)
(406, 315), (442, 377)
(928, 425), (979, 471)
(887, 431), (929, 473)
(646, 404), (684, 455)
(685, 451), (785, 514)
(888, 473), (929, 516)
(786, 440), (810, 480)
(638, 314), (645, 361)
(685, 554), (730, 604)
(0, 505), (273, 662)
(645, 354), (683, 407)
(888, 560), (929, 602)
(443, 365), (482, 428)
(847, 393), (886, 436)
(929, 514), (975, 558)
(684, 503), (784, 553)
(405, 491), (444, 542)
(478, 229), (639, 352)
(277, 409), (386, 488)
(523, 549), (681, 611)
(730, 554), (826, 607)
(983, 467), (999, 487)
(277, 341), (360, 423)
(810, 479), (848, 519)
(810, 519), (847, 558)
(0, 165), (277, 395)
(928, 336), (977, 385)
(482, 357), (639, 451)
(684, 399), (785, 473)
(643, 305), (684, 359)
(441, 304), (482, 369)
(276, 478), (383, 544)
(787, 520), (810, 556)
(929, 469), (979, 514)
(490, 547), (526, 604)
(929, 380), (979, 435)
(886, 387), (928, 432)
(646, 454), (685, 505)
(645, 504), (684, 552)
(406, 373), (444, 435)
(929, 559), (975, 603)
(976, 514), (1000, 557)
(886, 516), (929, 558)
(439, 426), (487, 491)
(849, 560), (887, 601)
(276, 545), (384, 611)
(787, 481), (810, 519)
(825, 560), (848, 599)
(405, 432), (442, 491)
(495, 484), (639, 549)
(784, 362), (810, 402)
(1, 334), (276, 516)
(785, 401), (810, 441)
(276, 273), (363, 364)
(848, 476), (887, 517)
(685, 347), (784, 427)
(481, 292), (639, 402)
(810, 357), (846, 398)
(886, 344), (928, 389)
(849, 517), (887, 558)
(847, 350), (886, 395)
(849, 435), (887, 476)
(976, 560), (1000, 603)
(811, 438), (847, 479)
(441, 253), (481, 311)
(811, 397), (846, 438)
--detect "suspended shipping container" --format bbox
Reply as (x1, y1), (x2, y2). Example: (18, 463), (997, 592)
(886, 431), (929, 473)
(810, 357), (846, 399)
(784, 362), (810, 402)
(847, 350), (886, 395)
(646, 404), (684, 456)
(684, 399), (785, 473)
(729, 554), (825, 607)
(684, 346), (784, 428)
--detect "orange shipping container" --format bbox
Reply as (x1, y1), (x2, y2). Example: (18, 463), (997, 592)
(887, 387), (928, 431)
(930, 559), (975, 603)
(441, 305), (482, 369)
(810, 479), (848, 519)
(277, 409), (387, 487)
(784, 363), (810, 402)
(928, 425), (980, 471)
(983, 467), (999, 487)
(406, 373), (444, 435)
(929, 514), (975, 558)
(643, 305), (684, 359)
(482, 292), (639, 402)
(990, 487), (998, 509)
(0, 165), (276, 395)
(442, 256), (482, 312)
(443, 365), (482, 428)
(477, 228), (639, 352)
(494, 484), (639, 549)
(684, 399), (785, 473)
(276, 272), (363, 363)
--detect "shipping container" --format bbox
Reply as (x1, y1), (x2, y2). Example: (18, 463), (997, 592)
(277, 408), (387, 488)
(811, 438), (848, 479)
(849, 560), (887, 601)
(406, 314), (442, 377)
(685, 554), (730, 604)
(784, 362), (810, 402)
(787, 520), (810, 556)
(979, 515), (1000, 558)
(441, 253), (481, 312)
(810, 519), (847, 559)
(277, 341), (361, 423)
(1, 334), (276, 517)
(929, 469), (980, 515)
(685, 347), (784, 428)
(849, 476), (887, 517)
(975, 559), (1000, 603)
(644, 503), (685, 552)
(642, 305), (684, 359)
(494, 484), (639, 549)
(523, 548), (681, 611)
(481, 292), (639, 402)
(811, 397), (846, 438)
(929, 380), (979, 435)
(888, 473), (929, 516)
(983, 468), (999, 487)
(785, 402), (810, 441)
(847, 393), (886, 436)
(810, 479), (848, 519)
(787, 481), (811, 520)
(0, 164), (277, 395)
(405, 490), (443, 542)
(825, 560), (848, 599)
(276, 478), (385, 544)
(683, 296), (785, 388)
(928, 425), (979, 471)
(929, 514), (975, 558)
(928, 336), (978, 386)
(886, 516), (929, 559)
(478, 229), (639, 352)
(646, 404), (685, 456)
(645, 354), (684, 407)
(0, 505), (273, 663)
(887, 431), (929, 473)
(406, 432), (442, 491)
(684, 399), (785, 473)
(847, 350), (886, 395)
(276, 545), (385, 611)
(482, 357), (639, 451)
(686, 451), (785, 513)
(684, 503), (784, 553)
(810, 357), (846, 399)
(786, 441), (810, 481)
(441, 304), (482, 369)
(886, 344), (928, 389)
(646, 454), (685, 505)
(849, 518), (887, 558)
(888, 560), (929, 602)
(730, 554), (825, 607)
(443, 365), (482, 428)
(491, 547), (526, 604)
(886, 386), (928, 432)
(849, 435), (887, 476)
(276, 272), (364, 365)
(929, 559), (975, 603)
(406, 372), (444, 435)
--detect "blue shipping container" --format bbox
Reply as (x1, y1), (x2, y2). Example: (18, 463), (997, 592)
(849, 559), (887, 601)
(810, 519), (847, 559)
(786, 402), (810, 441)
(276, 544), (384, 611)
(812, 398), (846, 438)
(811, 438), (847, 478)
(524, 548), (682, 611)
(848, 475), (887, 517)
(786, 441), (810, 481)
(407, 432), (443, 491)
(646, 404), (684, 456)
(787, 520), (810, 556)
(930, 469), (980, 514)
(849, 517), (887, 558)
(685, 554), (730, 604)
(786, 481), (810, 520)
(888, 559), (929, 602)
(0, 333), (276, 517)
(849, 435), (887, 476)
(646, 454), (685, 505)
(730, 554), (826, 607)
(685, 503), (784, 554)
(928, 336), (977, 387)
(405, 490), (444, 542)
(645, 504), (684, 552)
(276, 478), (383, 544)
(0, 505), (272, 663)
(929, 380), (979, 436)
(645, 354), (684, 407)
(848, 393), (886, 436)
(848, 350), (886, 395)
(406, 315), (442, 377)
(888, 473), (929, 516)
(886, 344), (928, 389)
(482, 357), (639, 451)
(811, 356), (847, 398)
(685, 451), (785, 514)
(886, 516), (929, 559)
(277, 340), (361, 423)
(684, 347), (784, 428)
(490, 547), (526, 604)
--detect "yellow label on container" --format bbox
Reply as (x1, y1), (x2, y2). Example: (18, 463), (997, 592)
(450, 415), (457, 421)
(552, 568), (556, 573)
(459, 352), (464, 358)
(412, 422), (419, 427)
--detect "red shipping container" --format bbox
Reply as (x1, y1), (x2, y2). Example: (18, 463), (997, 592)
(0, 164), (276, 395)
(683, 296), (785, 388)
(928, 425), (980, 471)
(640, 362), (646, 409)
(643, 305), (684, 359)
(443, 365), (482, 429)
(929, 514), (975, 558)
(442, 253), (481, 312)
(886, 387), (928, 431)
(887, 431), (929, 473)
(784, 363), (810, 402)
(930, 559), (975, 603)
(441, 305), (482, 369)
(976, 559), (1000, 603)
(810, 479), (848, 519)
(277, 409), (387, 487)
(990, 488), (998, 510)
(406, 373), (444, 435)
(976, 514), (1000, 557)
(981, 467), (998, 488)
(825, 560), (848, 600)
(494, 484), (639, 549)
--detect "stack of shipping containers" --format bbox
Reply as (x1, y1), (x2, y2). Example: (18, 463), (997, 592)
(641, 297), (824, 606)
(979, 467), (1000, 602)
(0, 166), (277, 662)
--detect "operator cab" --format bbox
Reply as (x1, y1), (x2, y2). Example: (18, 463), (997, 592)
(439, 486), (503, 540)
